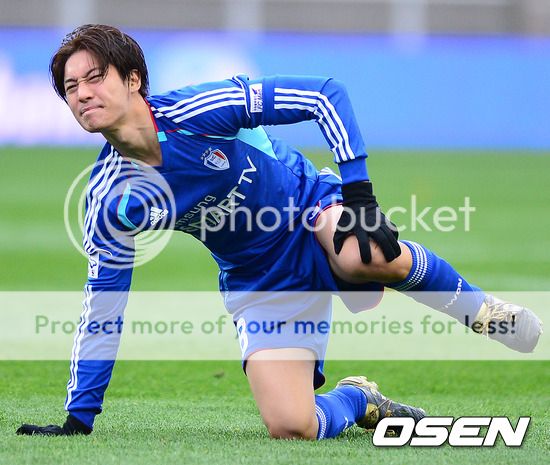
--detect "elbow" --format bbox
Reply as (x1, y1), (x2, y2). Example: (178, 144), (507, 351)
(321, 78), (349, 99)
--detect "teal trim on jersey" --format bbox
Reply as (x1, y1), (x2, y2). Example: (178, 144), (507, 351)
(176, 129), (236, 140)
(157, 131), (167, 142)
(117, 183), (138, 230)
(236, 127), (277, 160)
(176, 129), (195, 137)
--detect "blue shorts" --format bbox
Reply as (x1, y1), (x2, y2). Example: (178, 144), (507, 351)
(219, 171), (383, 389)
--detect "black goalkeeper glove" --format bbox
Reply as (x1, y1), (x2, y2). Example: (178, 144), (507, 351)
(16, 414), (92, 436)
(333, 181), (401, 264)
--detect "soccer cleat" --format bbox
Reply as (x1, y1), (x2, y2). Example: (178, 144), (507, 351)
(337, 376), (426, 430)
(472, 294), (543, 353)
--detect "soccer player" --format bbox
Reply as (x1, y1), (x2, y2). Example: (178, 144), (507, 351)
(17, 25), (541, 439)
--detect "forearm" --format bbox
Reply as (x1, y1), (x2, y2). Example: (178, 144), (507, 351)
(66, 278), (131, 428)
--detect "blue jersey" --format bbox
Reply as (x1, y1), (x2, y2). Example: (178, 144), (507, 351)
(67, 75), (370, 427)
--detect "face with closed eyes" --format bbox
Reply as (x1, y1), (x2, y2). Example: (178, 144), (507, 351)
(63, 49), (141, 133)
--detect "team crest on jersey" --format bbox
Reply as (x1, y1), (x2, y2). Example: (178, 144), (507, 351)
(202, 148), (230, 171)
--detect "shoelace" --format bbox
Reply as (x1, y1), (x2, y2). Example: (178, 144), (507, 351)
(477, 301), (517, 336)
(370, 398), (393, 420)
(363, 383), (393, 424)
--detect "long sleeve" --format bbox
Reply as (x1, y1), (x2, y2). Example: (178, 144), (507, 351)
(65, 149), (135, 429)
(249, 75), (368, 165)
(150, 74), (369, 183)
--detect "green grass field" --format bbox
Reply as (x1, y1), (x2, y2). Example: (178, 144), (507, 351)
(1, 147), (549, 464)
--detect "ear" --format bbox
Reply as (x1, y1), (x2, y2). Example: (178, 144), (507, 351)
(128, 69), (141, 93)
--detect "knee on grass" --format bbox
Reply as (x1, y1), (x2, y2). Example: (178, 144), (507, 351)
(264, 416), (318, 440)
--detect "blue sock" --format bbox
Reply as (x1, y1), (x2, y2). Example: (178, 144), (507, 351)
(389, 241), (485, 326)
(315, 385), (366, 439)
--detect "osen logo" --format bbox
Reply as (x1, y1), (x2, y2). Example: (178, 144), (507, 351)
(373, 416), (530, 447)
